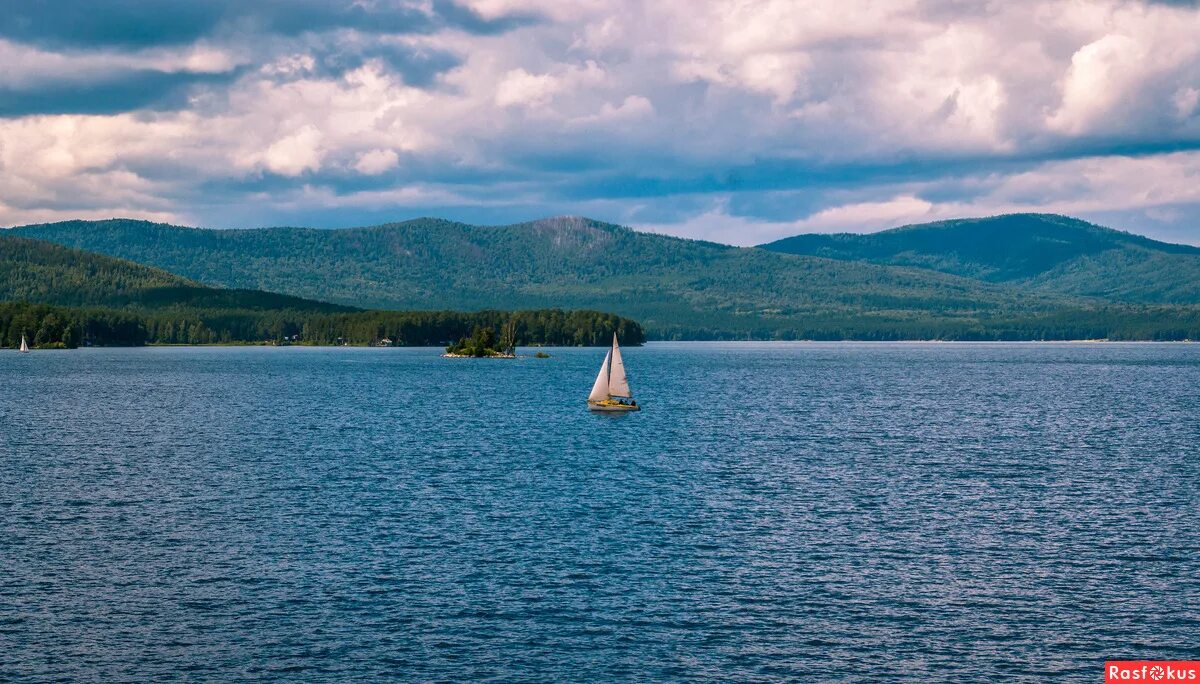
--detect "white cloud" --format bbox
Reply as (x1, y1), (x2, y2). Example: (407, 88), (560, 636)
(494, 69), (562, 108)
(261, 125), (324, 176)
(1048, 34), (1145, 134)
(1, 0), (1200, 242)
(793, 195), (939, 232)
(635, 151), (1200, 245)
(1045, 6), (1200, 135)
(492, 61), (606, 112)
(354, 148), (400, 175)
(638, 203), (806, 246)
(0, 38), (241, 87)
(569, 95), (654, 125)
(639, 195), (942, 245)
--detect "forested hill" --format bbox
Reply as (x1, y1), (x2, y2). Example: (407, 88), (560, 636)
(759, 214), (1200, 304)
(0, 233), (646, 348)
(0, 233), (351, 312)
(11, 216), (1083, 338)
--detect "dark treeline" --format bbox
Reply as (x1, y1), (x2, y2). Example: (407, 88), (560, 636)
(0, 302), (646, 348)
(305, 309), (644, 347)
(645, 306), (1200, 341)
(6, 300), (1200, 348)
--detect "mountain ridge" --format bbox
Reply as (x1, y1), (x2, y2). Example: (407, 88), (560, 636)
(0, 232), (353, 312)
(759, 213), (1200, 303)
(0, 233), (646, 348)
(9, 215), (1080, 337)
(9, 212), (1200, 339)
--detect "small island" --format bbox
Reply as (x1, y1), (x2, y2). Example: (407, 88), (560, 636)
(443, 322), (517, 358)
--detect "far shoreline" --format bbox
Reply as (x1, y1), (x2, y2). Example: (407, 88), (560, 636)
(9, 338), (1198, 351)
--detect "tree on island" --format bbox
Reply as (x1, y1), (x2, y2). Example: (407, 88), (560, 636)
(499, 319), (517, 356)
(446, 325), (507, 357)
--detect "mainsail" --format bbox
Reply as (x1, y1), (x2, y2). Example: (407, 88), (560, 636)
(608, 333), (632, 398)
(588, 350), (611, 401)
(19, 335), (28, 353)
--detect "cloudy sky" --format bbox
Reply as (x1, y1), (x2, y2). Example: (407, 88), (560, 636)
(1, 0), (1198, 245)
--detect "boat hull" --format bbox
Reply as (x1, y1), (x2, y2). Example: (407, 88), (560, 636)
(588, 400), (640, 412)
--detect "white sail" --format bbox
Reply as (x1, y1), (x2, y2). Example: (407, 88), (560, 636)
(19, 335), (28, 353)
(588, 350), (611, 401)
(608, 333), (632, 398)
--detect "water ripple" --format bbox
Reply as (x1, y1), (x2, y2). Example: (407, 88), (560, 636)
(1, 343), (1198, 682)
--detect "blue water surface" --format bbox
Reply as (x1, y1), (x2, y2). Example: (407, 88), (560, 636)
(1, 342), (1198, 682)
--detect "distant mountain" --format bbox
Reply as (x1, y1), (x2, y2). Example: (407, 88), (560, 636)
(0, 233), (643, 348)
(11, 216), (1090, 338)
(11, 214), (1200, 339)
(759, 214), (1200, 304)
(0, 232), (350, 312)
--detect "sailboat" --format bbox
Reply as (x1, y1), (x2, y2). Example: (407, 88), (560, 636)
(588, 333), (640, 412)
(18, 334), (29, 353)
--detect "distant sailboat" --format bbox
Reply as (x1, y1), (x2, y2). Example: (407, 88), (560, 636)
(588, 333), (640, 412)
(19, 334), (29, 353)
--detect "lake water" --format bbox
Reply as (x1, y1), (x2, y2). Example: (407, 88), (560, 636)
(1, 343), (1198, 682)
